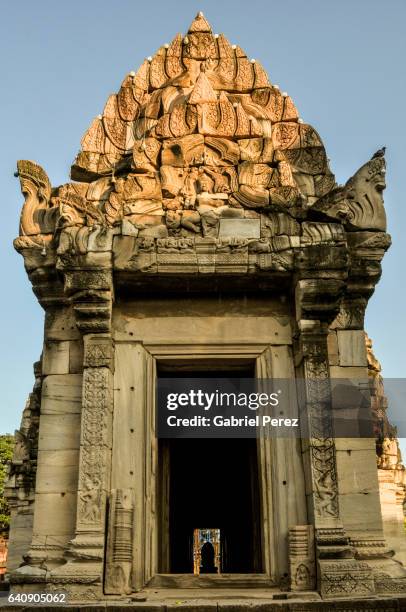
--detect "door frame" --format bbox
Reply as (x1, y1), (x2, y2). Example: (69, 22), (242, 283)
(110, 339), (307, 589)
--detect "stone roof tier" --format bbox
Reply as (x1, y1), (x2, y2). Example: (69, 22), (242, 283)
(13, 13), (390, 315)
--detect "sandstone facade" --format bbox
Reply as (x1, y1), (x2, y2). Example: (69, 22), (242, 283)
(5, 12), (406, 609)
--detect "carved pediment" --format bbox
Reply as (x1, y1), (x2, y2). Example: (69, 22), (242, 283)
(13, 13), (390, 290)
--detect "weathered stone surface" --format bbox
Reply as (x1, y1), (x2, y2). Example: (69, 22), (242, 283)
(218, 218), (260, 238)
(336, 330), (368, 366)
(33, 492), (77, 536)
(37, 414), (81, 451)
(42, 341), (70, 375)
(35, 450), (80, 493)
(9, 9), (404, 608)
(312, 152), (387, 231)
(41, 374), (82, 414)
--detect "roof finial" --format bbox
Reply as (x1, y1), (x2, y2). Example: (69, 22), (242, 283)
(372, 147), (386, 159)
(188, 11), (212, 33)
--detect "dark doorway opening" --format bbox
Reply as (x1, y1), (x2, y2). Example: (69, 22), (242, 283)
(157, 364), (263, 574)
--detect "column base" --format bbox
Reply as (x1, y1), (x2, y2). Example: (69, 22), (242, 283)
(48, 533), (104, 586)
(318, 558), (375, 599)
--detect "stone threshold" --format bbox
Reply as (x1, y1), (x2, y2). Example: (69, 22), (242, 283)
(148, 574), (278, 589)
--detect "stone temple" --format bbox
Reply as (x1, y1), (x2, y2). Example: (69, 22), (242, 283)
(5, 12), (406, 610)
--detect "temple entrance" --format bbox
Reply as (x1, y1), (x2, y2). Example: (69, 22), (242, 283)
(157, 364), (262, 574)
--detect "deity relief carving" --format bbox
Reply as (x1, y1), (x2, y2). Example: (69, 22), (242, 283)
(79, 477), (102, 524)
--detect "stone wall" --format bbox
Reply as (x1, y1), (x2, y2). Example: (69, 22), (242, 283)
(367, 335), (406, 565)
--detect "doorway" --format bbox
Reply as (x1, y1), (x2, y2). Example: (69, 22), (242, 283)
(157, 363), (263, 574)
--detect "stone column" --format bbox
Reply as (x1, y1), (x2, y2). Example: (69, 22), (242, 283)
(294, 251), (375, 598)
(327, 229), (406, 593)
(50, 230), (115, 598)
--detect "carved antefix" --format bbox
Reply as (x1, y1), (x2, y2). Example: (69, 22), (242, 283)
(105, 489), (135, 594)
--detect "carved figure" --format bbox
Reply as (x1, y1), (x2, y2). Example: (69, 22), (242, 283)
(16, 160), (57, 239)
(312, 152), (387, 231)
(314, 466), (337, 517)
(55, 192), (106, 228)
(296, 563), (310, 587)
(180, 167), (199, 207)
(80, 477), (102, 523)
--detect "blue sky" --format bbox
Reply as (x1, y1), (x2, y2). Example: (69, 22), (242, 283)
(0, 1), (405, 446)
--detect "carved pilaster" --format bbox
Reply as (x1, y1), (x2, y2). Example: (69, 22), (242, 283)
(51, 334), (114, 590)
(295, 275), (375, 599)
(297, 318), (343, 529)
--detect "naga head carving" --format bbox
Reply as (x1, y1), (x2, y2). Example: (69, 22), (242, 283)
(17, 160), (51, 204)
(16, 160), (53, 237)
(311, 150), (387, 231)
(343, 152), (386, 230)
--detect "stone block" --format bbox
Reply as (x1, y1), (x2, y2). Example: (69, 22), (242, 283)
(124, 200), (163, 215)
(38, 414), (81, 451)
(337, 330), (368, 366)
(335, 437), (376, 452)
(42, 341), (70, 375)
(114, 307), (292, 345)
(218, 218), (261, 238)
(33, 492), (77, 537)
(336, 448), (380, 495)
(138, 224), (168, 238)
(45, 307), (81, 341)
(80, 250), (112, 268)
(121, 218), (139, 236)
(329, 366), (368, 379)
(161, 134), (204, 166)
(42, 374), (82, 414)
(36, 450), (80, 494)
(113, 235), (137, 269)
(69, 340), (83, 373)
(87, 226), (116, 251)
(327, 330), (339, 366)
(339, 491), (383, 532)
(7, 510), (34, 571)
